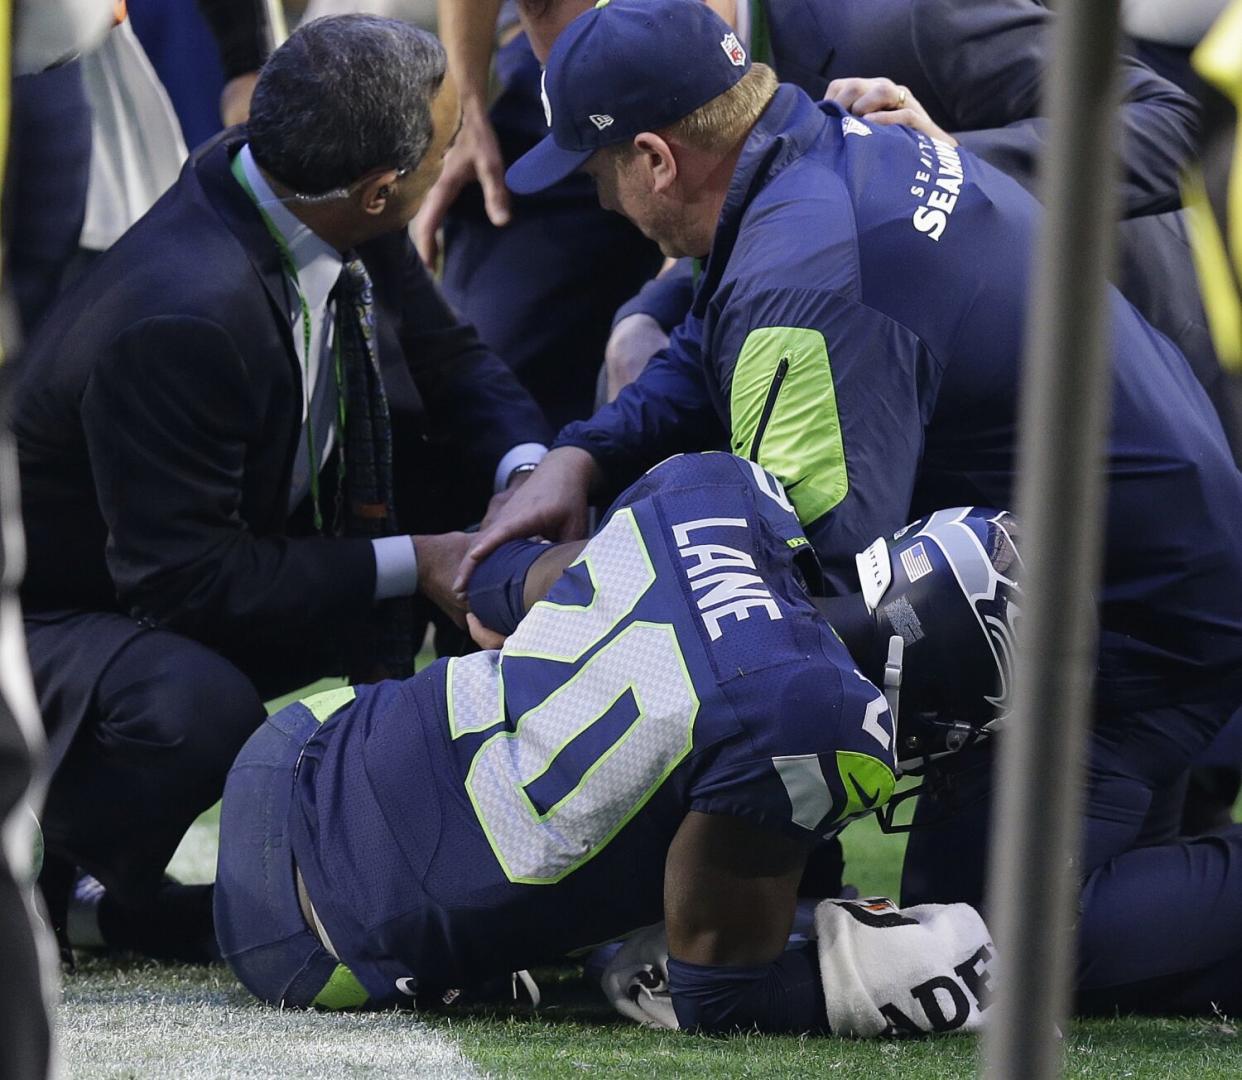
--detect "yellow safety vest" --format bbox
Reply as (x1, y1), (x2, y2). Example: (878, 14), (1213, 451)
(0, 0), (10, 366)
(1185, 0), (1242, 371)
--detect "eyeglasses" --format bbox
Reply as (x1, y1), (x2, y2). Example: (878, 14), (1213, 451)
(269, 167), (411, 206)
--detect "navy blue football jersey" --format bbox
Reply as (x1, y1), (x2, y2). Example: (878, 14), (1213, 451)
(286, 453), (897, 1003)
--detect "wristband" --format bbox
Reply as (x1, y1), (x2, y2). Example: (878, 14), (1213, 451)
(469, 539), (550, 637)
(667, 945), (827, 1035)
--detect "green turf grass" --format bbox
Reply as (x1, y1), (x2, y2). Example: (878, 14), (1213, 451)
(57, 787), (1240, 1079)
(58, 939), (1242, 1080)
(439, 1012), (1242, 1080)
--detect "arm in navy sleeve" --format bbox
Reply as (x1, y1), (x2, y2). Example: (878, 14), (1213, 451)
(611, 258), (697, 333)
(912, 0), (1199, 216)
(663, 812), (825, 1033)
(83, 317), (377, 651)
(668, 948), (828, 1034)
(554, 311), (725, 499)
(195, 0), (273, 80)
(716, 285), (935, 594)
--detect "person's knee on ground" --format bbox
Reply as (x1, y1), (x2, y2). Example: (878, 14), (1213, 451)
(1075, 826), (1242, 1014)
(43, 631), (264, 906)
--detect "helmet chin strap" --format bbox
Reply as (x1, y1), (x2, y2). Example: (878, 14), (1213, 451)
(883, 634), (904, 740)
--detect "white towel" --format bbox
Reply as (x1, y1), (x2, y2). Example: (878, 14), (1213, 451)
(815, 897), (996, 1037)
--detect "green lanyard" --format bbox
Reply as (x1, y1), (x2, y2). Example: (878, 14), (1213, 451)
(230, 151), (346, 533)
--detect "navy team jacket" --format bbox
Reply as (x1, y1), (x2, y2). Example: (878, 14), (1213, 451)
(614, 0), (1224, 440)
(557, 85), (1242, 707)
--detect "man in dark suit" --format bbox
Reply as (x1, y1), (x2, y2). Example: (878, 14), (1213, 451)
(14, 14), (550, 958)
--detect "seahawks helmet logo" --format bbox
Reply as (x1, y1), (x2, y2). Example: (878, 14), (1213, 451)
(909, 508), (1022, 723)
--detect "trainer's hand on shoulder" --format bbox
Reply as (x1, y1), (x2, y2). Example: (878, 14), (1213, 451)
(604, 313), (669, 402)
(825, 77), (957, 147)
(413, 102), (511, 268)
(454, 447), (598, 593)
(414, 531), (473, 627)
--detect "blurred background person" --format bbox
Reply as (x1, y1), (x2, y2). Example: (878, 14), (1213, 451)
(1122, 0), (1231, 89)
(8, 0), (274, 340)
(4, 0), (119, 1075)
(422, 0), (663, 430)
(130, 0), (280, 148)
(1177, 0), (1242, 834)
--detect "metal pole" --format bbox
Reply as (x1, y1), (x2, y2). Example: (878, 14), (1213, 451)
(980, 1), (1121, 1078)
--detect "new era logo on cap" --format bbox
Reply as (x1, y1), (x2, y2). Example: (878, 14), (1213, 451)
(721, 31), (746, 66)
(589, 114), (615, 130)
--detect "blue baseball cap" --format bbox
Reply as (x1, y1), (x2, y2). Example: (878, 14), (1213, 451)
(506, 0), (752, 195)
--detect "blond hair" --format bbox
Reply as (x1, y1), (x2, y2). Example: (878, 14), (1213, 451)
(663, 62), (778, 151)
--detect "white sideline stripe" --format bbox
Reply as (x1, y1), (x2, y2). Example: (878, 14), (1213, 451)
(120, 812), (483, 1080)
(59, 993), (483, 1080)
(772, 754), (831, 831)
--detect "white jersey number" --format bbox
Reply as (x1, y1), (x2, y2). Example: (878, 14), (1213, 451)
(448, 509), (700, 884)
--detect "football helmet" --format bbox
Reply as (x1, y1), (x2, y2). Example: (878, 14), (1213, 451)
(851, 506), (1022, 774)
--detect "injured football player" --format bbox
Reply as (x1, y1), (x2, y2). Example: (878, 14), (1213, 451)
(214, 451), (1018, 1035)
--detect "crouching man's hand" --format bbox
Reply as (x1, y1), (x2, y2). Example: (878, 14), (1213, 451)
(455, 446), (599, 594)
(413, 532), (472, 627)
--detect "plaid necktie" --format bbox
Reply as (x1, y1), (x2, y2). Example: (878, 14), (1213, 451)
(335, 257), (416, 677)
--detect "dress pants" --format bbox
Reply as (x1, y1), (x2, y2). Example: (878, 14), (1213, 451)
(27, 611), (270, 907)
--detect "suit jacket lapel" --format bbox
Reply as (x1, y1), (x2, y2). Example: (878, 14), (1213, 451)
(191, 129), (298, 363)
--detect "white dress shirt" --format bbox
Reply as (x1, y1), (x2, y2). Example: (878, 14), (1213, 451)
(238, 144), (419, 601)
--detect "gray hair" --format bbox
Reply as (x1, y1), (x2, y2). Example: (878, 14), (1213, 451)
(246, 14), (447, 195)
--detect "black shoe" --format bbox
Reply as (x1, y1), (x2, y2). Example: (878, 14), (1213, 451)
(96, 880), (219, 964)
(35, 852), (78, 972)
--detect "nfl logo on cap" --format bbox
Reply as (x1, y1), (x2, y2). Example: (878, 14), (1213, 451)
(721, 32), (746, 66)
